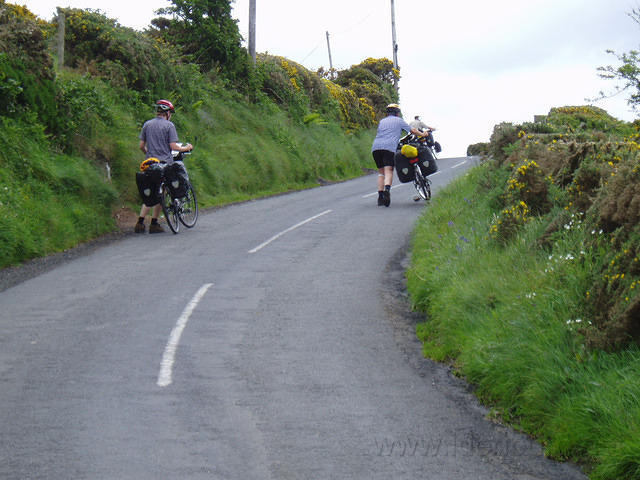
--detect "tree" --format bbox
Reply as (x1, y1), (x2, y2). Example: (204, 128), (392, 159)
(597, 8), (640, 112)
(151, 0), (249, 80)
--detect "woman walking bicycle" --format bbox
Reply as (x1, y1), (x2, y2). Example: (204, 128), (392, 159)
(371, 104), (429, 207)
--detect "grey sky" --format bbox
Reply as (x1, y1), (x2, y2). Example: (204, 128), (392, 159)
(19, 0), (640, 155)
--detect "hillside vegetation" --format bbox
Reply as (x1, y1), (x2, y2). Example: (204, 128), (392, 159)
(0, 2), (399, 269)
(409, 106), (640, 479)
(6, 2), (640, 477)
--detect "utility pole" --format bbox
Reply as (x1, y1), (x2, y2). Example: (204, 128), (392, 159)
(56, 7), (65, 70)
(248, 0), (256, 63)
(390, 0), (399, 93)
(326, 31), (333, 75)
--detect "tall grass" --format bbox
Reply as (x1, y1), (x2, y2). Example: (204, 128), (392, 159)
(0, 5), (384, 269)
(0, 116), (118, 266)
(0, 70), (375, 269)
(408, 163), (640, 479)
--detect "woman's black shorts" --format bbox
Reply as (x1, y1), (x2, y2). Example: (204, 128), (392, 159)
(372, 150), (395, 169)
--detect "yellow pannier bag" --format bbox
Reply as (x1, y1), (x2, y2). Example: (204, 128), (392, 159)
(401, 144), (418, 158)
(140, 157), (160, 171)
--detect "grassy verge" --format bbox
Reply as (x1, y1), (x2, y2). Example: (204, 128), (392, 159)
(0, 79), (375, 269)
(1, 5), (383, 270)
(407, 163), (640, 479)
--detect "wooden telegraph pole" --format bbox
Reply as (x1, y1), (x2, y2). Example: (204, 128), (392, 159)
(248, 0), (256, 63)
(390, 0), (398, 93)
(56, 7), (65, 70)
(326, 31), (334, 75)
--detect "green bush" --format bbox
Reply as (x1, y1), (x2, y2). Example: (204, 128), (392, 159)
(409, 105), (640, 478)
(0, 3), (57, 129)
(61, 7), (207, 106)
(333, 57), (398, 118)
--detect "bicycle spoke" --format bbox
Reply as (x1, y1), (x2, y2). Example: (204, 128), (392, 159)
(178, 185), (198, 228)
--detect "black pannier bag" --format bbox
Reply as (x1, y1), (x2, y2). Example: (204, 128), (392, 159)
(425, 131), (436, 147)
(136, 163), (164, 206)
(164, 162), (189, 198)
(394, 150), (415, 183)
(418, 146), (438, 176)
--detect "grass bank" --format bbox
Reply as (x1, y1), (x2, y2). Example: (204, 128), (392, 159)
(0, 4), (385, 270)
(0, 83), (375, 269)
(408, 106), (640, 479)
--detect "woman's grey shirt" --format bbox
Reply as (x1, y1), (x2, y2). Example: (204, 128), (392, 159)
(371, 115), (412, 153)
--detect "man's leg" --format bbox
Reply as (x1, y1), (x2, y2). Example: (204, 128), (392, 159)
(149, 204), (165, 233)
(135, 204), (150, 233)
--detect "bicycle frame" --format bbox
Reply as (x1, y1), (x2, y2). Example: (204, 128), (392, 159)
(409, 156), (432, 201)
(160, 147), (198, 233)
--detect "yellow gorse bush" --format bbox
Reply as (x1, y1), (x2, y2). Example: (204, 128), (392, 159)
(323, 78), (375, 130)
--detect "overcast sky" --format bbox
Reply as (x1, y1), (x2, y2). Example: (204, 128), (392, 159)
(19, 0), (640, 156)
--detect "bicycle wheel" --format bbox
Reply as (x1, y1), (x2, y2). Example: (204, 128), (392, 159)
(161, 184), (180, 234)
(413, 167), (431, 201)
(178, 184), (198, 228)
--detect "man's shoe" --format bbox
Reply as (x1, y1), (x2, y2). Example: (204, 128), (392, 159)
(384, 190), (391, 207)
(149, 222), (165, 234)
(134, 222), (145, 233)
(378, 194), (384, 206)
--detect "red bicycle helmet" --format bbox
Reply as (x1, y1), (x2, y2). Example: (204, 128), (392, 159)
(155, 99), (175, 113)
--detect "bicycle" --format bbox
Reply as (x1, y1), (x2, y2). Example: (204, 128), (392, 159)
(397, 132), (438, 201)
(160, 146), (198, 234)
(410, 154), (432, 201)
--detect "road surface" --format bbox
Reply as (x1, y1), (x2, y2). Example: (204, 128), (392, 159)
(0, 157), (585, 479)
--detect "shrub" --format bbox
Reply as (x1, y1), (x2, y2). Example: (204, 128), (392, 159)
(479, 106), (640, 352)
(489, 122), (520, 163)
(0, 3), (56, 128)
(467, 142), (489, 156)
(61, 7), (204, 104)
(323, 78), (375, 131)
(333, 57), (398, 118)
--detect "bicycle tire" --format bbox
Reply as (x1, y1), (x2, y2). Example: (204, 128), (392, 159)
(178, 184), (198, 228)
(161, 184), (180, 234)
(413, 166), (431, 201)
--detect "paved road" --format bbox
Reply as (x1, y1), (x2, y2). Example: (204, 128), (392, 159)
(0, 157), (585, 479)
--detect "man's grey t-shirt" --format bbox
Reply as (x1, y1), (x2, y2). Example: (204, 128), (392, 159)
(371, 115), (412, 153)
(409, 119), (429, 131)
(139, 116), (179, 162)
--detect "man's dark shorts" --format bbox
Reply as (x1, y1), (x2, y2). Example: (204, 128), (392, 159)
(372, 149), (395, 169)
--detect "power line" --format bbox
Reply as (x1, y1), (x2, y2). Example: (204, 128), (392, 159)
(300, 43), (321, 63)
(331, 10), (375, 37)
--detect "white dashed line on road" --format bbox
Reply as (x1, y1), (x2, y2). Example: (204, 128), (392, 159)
(248, 210), (333, 253)
(157, 283), (213, 387)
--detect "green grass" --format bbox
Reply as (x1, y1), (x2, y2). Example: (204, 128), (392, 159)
(0, 72), (375, 269)
(408, 163), (640, 479)
(0, 116), (118, 266)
